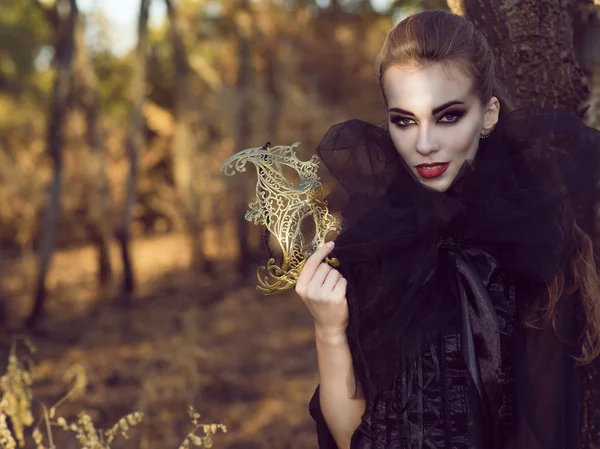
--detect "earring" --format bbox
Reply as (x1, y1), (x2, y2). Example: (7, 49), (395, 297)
(480, 132), (490, 139)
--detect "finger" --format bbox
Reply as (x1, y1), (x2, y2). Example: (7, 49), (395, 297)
(332, 277), (347, 298)
(322, 269), (342, 292)
(297, 242), (335, 286)
(309, 262), (333, 292)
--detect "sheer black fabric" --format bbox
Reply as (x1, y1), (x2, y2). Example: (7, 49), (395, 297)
(581, 357), (600, 448)
(308, 108), (600, 448)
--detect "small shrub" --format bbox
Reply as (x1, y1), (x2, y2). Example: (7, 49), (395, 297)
(0, 338), (226, 449)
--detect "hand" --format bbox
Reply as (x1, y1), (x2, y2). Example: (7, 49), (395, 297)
(295, 242), (348, 333)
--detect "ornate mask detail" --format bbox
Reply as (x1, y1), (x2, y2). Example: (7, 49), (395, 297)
(221, 142), (341, 295)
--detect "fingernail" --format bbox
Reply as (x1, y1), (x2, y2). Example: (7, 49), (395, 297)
(326, 241), (335, 248)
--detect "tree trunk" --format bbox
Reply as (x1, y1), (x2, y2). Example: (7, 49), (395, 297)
(573, 0), (600, 258)
(263, 43), (281, 142)
(586, 61), (600, 128)
(117, 0), (151, 300)
(573, 0), (600, 127)
(447, 0), (589, 117)
(234, 0), (254, 277)
(26, 0), (78, 328)
(0, 254), (8, 334)
(73, 18), (115, 289)
(164, 0), (212, 275)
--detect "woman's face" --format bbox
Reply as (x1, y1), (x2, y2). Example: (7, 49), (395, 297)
(382, 62), (500, 192)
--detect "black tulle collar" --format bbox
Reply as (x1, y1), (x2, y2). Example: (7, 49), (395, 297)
(315, 107), (600, 386)
(319, 108), (599, 284)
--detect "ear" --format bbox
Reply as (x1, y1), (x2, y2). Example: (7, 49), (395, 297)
(482, 96), (500, 135)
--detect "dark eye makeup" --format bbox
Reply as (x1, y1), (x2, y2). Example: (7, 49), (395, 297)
(390, 109), (466, 128)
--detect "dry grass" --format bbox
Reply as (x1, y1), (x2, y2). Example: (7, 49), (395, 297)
(0, 339), (226, 449)
(1, 233), (320, 448)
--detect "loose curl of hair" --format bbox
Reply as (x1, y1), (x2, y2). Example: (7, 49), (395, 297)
(375, 10), (600, 364)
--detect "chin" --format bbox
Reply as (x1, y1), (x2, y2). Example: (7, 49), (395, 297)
(419, 177), (452, 193)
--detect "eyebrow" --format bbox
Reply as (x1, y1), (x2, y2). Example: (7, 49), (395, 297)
(388, 100), (466, 117)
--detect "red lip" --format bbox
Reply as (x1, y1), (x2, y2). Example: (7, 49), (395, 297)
(415, 162), (450, 179)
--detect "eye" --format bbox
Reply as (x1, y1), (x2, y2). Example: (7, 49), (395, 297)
(438, 110), (465, 124)
(390, 116), (415, 127)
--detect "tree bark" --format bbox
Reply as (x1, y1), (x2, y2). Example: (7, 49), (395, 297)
(164, 0), (212, 274)
(447, 0), (589, 117)
(586, 61), (600, 128)
(73, 18), (115, 289)
(117, 0), (151, 299)
(26, 0), (78, 328)
(573, 0), (600, 126)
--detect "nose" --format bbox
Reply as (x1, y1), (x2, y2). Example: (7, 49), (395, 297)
(415, 125), (439, 156)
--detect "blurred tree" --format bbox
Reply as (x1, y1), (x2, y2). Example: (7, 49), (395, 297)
(256, 2), (282, 142)
(117, 0), (152, 299)
(0, 0), (52, 98)
(164, 0), (213, 274)
(447, 0), (589, 117)
(0, 1), (51, 258)
(0, 256), (6, 332)
(292, 4), (390, 124)
(233, 0), (255, 276)
(574, 0), (600, 127)
(27, 0), (78, 328)
(72, 16), (115, 289)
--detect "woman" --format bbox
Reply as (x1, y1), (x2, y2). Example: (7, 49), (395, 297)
(295, 10), (600, 449)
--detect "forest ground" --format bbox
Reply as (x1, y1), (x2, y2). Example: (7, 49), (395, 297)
(2, 233), (320, 449)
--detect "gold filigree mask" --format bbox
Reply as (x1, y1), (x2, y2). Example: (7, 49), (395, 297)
(220, 142), (341, 295)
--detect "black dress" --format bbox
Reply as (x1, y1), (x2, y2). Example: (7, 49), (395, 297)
(307, 108), (600, 449)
